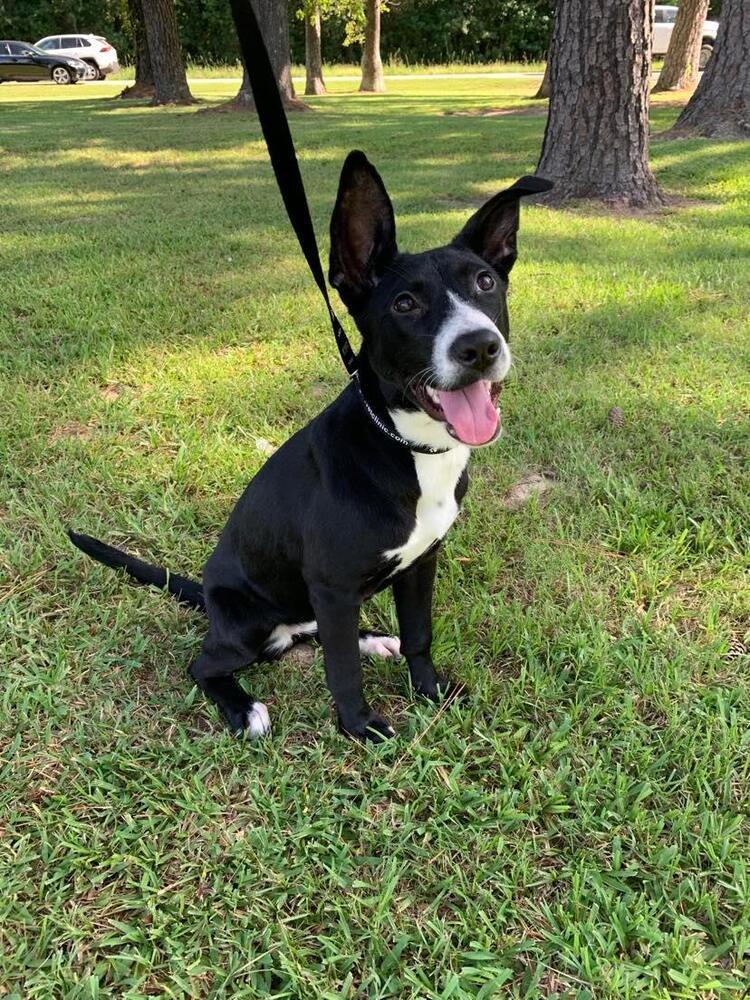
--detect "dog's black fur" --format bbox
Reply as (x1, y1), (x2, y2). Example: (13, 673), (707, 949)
(70, 152), (551, 741)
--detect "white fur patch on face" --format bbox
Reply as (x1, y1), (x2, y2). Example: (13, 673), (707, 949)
(433, 291), (511, 387)
(245, 701), (271, 738)
(383, 446), (469, 573)
(359, 634), (402, 658)
(263, 620), (318, 657)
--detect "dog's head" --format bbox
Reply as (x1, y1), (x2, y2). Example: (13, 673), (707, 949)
(329, 150), (552, 449)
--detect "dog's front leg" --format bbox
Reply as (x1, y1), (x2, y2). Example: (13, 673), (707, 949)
(392, 552), (464, 701)
(311, 584), (395, 741)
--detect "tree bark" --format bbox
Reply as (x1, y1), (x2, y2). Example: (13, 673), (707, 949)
(214, 0), (308, 112)
(141, 0), (194, 105)
(119, 0), (155, 99)
(534, 50), (551, 99)
(305, 4), (326, 95)
(653, 0), (710, 92)
(253, 0), (297, 104)
(671, 0), (750, 136)
(537, 0), (663, 208)
(222, 63), (257, 110)
(360, 0), (385, 93)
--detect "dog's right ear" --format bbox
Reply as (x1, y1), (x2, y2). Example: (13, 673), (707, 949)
(329, 150), (397, 308)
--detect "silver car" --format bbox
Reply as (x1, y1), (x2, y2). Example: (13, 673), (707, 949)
(35, 33), (120, 80)
(653, 5), (719, 68)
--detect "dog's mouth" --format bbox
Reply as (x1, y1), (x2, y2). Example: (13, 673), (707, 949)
(412, 380), (503, 446)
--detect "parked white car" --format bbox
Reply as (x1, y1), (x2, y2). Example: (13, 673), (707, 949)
(653, 5), (719, 68)
(34, 34), (119, 80)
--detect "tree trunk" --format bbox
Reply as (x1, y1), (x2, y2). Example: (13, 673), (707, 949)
(537, 0), (663, 208)
(534, 53), (551, 99)
(224, 63), (257, 110)
(141, 0), (194, 105)
(360, 0), (385, 93)
(254, 0), (297, 104)
(215, 0), (308, 112)
(305, 5), (326, 95)
(653, 0), (710, 92)
(671, 0), (750, 136)
(119, 0), (155, 99)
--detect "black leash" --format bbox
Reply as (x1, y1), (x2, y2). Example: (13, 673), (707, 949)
(228, 0), (448, 456)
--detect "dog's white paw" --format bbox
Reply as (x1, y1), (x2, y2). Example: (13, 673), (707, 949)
(245, 701), (271, 738)
(359, 634), (401, 658)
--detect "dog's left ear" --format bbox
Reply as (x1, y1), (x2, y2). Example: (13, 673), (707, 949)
(329, 150), (397, 307)
(452, 175), (553, 277)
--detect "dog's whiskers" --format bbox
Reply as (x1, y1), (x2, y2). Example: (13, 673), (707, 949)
(405, 365), (438, 398)
(404, 366), (431, 392)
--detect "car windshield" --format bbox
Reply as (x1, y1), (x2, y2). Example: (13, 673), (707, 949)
(19, 43), (46, 54)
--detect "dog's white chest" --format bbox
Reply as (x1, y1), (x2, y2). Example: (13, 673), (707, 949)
(385, 446), (469, 573)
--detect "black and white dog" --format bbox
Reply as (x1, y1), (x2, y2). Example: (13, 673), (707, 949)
(70, 152), (551, 741)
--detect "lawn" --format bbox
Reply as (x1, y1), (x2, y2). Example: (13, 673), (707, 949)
(106, 60), (548, 80)
(1, 76), (749, 999)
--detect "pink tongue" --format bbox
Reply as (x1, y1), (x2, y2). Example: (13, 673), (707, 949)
(437, 382), (498, 445)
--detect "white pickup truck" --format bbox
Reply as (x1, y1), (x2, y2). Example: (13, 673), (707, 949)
(653, 5), (720, 68)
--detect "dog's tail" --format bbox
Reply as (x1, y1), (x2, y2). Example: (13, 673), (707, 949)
(67, 530), (206, 612)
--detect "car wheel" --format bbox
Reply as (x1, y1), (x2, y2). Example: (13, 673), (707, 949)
(83, 61), (99, 81)
(699, 43), (713, 70)
(52, 65), (72, 85)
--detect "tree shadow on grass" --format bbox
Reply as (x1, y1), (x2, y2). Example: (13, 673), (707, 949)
(1, 91), (747, 383)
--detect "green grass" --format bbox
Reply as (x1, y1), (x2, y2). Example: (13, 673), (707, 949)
(1, 76), (749, 999)
(107, 60), (547, 81)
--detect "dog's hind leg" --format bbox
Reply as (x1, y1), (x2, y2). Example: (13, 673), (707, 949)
(189, 587), (274, 737)
(358, 632), (401, 658)
(263, 621), (401, 661)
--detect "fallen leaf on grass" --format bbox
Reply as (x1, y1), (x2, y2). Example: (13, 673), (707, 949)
(500, 471), (555, 511)
(255, 437), (277, 456)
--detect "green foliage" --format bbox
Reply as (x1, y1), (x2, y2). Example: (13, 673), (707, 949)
(0, 0), (553, 65)
(173, 0), (237, 67)
(0, 0), (131, 54)
(289, 0), (553, 65)
(378, 0), (553, 64)
(1, 75), (749, 996)
(295, 0), (372, 48)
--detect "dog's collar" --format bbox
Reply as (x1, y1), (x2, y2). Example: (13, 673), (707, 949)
(351, 372), (449, 456)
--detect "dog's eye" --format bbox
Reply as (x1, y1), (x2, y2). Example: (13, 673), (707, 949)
(393, 293), (417, 314)
(477, 272), (495, 292)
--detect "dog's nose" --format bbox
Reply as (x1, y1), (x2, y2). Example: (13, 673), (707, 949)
(449, 329), (503, 373)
